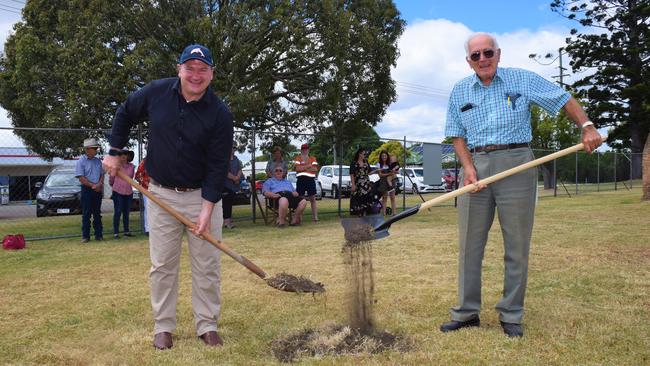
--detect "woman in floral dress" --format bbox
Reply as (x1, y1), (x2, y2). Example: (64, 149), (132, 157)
(349, 147), (378, 216)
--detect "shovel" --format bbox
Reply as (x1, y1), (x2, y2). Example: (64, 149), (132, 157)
(342, 138), (604, 241)
(117, 171), (325, 293)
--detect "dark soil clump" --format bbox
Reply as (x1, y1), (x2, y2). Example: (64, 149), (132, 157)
(270, 323), (411, 363)
(266, 272), (325, 293)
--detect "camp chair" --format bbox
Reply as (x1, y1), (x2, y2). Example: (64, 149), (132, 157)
(264, 194), (295, 226)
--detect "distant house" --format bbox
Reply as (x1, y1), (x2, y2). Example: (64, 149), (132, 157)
(0, 147), (76, 202)
(242, 161), (268, 179)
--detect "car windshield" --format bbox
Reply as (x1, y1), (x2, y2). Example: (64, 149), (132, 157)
(287, 173), (297, 183)
(413, 169), (424, 177)
(45, 172), (79, 187)
(334, 168), (350, 176)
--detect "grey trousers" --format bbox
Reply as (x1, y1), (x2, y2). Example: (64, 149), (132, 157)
(147, 183), (223, 336)
(450, 147), (537, 324)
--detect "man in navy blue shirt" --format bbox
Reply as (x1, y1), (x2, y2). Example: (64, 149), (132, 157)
(104, 44), (233, 349)
(440, 33), (602, 338)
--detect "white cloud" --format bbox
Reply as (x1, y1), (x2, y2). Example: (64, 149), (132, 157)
(380, 19), (575, 142)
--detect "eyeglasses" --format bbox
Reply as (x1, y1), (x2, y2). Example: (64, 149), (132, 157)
(274, 169), (283, 172)
(181, 65), (213, 75)
(469, 49), (495, 62)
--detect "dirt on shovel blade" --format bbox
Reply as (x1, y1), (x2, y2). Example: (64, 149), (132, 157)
(271, 323), (411, 363)
(266, 272), (325, 293)
(344, 223), (375, 242)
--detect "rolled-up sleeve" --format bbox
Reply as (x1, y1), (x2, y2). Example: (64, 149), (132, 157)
(201, 106), (234, 203)
(527, 72), (570, 116)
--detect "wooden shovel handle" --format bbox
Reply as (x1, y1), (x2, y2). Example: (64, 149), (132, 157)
(117, 170), (268, 280)
(420, 137), (606, 211)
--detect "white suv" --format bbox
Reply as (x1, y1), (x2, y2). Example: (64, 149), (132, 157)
(317, 165), (351, 198)
(400, 167), (446, 193)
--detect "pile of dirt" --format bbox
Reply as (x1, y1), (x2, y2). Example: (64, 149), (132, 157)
(344, 223), (375, 242)
(266, 272), (325, 293)
(270, 323), (411, 363)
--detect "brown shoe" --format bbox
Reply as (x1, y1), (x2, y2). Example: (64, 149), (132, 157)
(153, 332), (173, 350)
(198, 331), (223, 347)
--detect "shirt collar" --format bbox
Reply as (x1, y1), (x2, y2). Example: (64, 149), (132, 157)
(471, 67), (504, 87)
(172, 77), (212, 105)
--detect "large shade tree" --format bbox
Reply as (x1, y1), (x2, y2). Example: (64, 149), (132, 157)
(0, 0), (404, 159)
(550, 0), (650, 183)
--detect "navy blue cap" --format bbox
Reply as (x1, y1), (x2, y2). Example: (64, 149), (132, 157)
(179, 44), (213, 66)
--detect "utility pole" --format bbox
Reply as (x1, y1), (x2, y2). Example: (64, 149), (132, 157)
(529, 47), (569, 90)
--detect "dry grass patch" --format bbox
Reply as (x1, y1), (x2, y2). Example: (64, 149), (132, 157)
(0, 190), (649, 365)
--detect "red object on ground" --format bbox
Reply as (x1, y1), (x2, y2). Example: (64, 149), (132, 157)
(2, 234), (26, 250)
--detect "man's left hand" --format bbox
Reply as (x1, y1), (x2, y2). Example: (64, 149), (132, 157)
(581, 127), (603, 153)
(192, 201), (215, 237)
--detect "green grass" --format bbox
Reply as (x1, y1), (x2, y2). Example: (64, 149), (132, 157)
(1, 189), (649, 365)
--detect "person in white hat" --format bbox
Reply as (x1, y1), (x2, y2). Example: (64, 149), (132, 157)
(75, 138), (104, 243)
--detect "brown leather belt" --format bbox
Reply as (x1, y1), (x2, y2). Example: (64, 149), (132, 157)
(150, 179), (199, 193)
(471, 143), (529, 153)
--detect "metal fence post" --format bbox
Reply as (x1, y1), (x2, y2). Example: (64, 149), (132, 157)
(251, 126), (257, 223)
(402, 136), (406, 211)
(553, 158), (557, 197)
(337, 138), (342, 217)
(575, 152), (579, 195)
(614, 151), (617, 191)
(597, 151), (600, 192)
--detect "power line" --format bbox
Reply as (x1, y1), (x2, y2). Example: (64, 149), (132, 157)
(0, 6), (21, 14)
(0, 1), (22, 11)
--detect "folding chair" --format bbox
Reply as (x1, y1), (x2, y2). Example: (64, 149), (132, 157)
(264, 195), (295, 226)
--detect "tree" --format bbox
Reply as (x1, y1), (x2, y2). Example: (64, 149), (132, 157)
(368, 140), (409, 166)
(529, 105), (581, 188)
(551, 0), (650, 177)
(309, 122), (381, 166)
(0, 0), (404, 158)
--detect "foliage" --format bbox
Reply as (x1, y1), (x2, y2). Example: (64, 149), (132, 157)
(368, 140), (409, 165)
(310, 122), (382, 166)
(550, 0), (650, 153)
(0, 0), (404, 158)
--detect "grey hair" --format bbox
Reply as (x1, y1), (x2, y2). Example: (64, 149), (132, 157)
(464, 32), (499, 56)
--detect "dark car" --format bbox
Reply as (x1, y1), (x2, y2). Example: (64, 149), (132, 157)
(231, 177), (252, 206)
(36, 167), (82, 217)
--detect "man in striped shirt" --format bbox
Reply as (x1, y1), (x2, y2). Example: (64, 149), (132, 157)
(440, 32), (602, 338)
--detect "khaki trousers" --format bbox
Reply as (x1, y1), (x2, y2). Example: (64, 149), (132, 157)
(147, 184), (223, 336)
(450, 147), (537, 324)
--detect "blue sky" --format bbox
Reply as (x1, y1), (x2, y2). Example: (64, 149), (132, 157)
(394, 0), (570, 33)
(1, 1), (582, 145)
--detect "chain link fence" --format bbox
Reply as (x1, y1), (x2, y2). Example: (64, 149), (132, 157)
(0, 126), (643, 240)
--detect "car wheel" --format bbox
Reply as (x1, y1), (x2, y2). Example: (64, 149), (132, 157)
(317, 182), (323, 200)
(36, 209), (46, 217)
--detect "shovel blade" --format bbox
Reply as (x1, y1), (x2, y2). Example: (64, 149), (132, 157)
(341, 215), (389, 242)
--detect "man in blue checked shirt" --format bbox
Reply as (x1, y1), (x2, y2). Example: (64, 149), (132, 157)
(262, 165), (307, 227)
(440, 33), (602, 338)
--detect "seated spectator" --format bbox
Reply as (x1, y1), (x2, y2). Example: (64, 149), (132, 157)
(262, 166), (307, 227)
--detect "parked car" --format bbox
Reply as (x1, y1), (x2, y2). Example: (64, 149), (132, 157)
(399, 167), (446, 194)
(317, 165), (352, 198)
(230, 177), (252, 206)
(287, 172), (322, 200)
(36, 167), (141, 217)
(36, 167), (82, 217)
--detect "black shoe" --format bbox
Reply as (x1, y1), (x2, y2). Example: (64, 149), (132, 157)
(81, 237), (90, 244)
(95, 237), (104, 241)
(440, 317), (480, 332)
(113, 234), (120, 239)
(500, 322), (523, 337)
(123, 232), (133, 237)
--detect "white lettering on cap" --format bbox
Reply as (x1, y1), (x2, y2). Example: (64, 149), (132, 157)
(190, 48), (205, 57)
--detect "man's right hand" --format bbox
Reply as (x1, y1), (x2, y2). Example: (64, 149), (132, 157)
(463, 166), (486, 193)
(103, 155), (121, 176)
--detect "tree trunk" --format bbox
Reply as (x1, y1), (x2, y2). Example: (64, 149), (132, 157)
(541, 162), (555, 189)
(643, 133), (650, 201)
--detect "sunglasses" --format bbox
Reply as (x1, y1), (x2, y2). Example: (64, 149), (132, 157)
(274, 169), (283, 172)
(469, 49), (495, 62)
